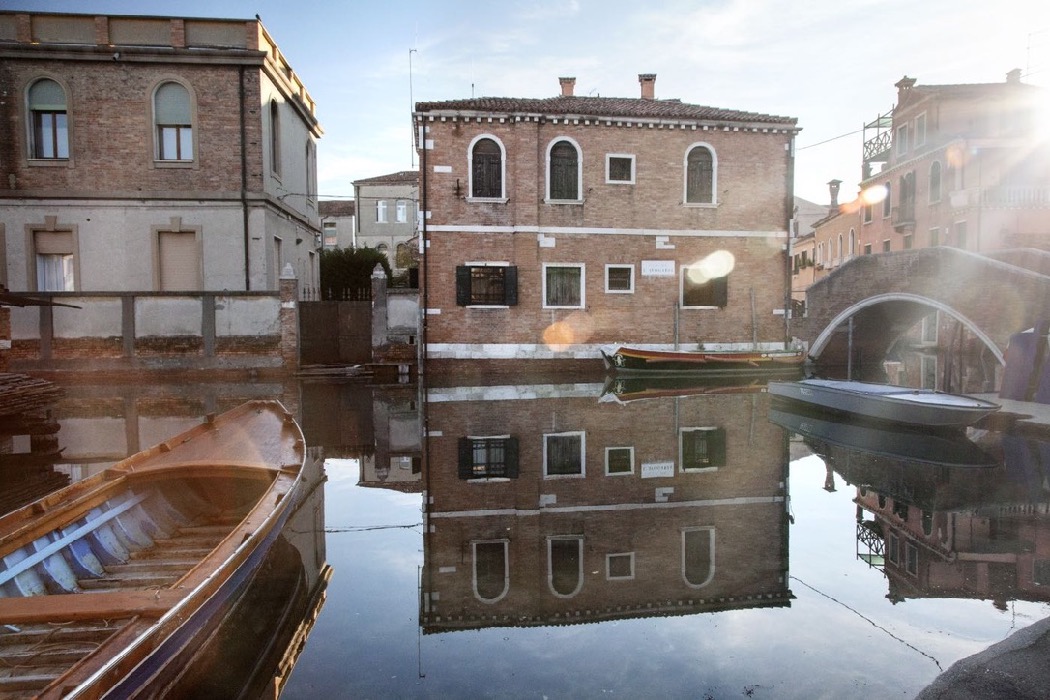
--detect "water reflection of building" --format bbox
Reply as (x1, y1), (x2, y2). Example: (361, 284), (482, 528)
(421, 383), (792, 632)
(820, 430), (1050, 606)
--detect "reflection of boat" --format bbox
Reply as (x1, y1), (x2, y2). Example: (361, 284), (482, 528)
(0, 399), (306, 698)
(768, 379), (1000, 429)
(769, 405), (997, 468)
(600, 373), (768, 404)
(600, 345), (805, 375)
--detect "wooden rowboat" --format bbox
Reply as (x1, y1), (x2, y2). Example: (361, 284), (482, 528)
(0, 399), (307, 699)
(600, 345), (805, 375)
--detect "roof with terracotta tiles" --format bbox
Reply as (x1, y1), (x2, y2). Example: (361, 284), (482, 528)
(352, 170), (420, 186)
(415, 95), (797, 127)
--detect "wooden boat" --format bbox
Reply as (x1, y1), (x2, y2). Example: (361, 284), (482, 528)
(600, 345), (805, 375)
(767, 378), (1001, 429)
(0, 399), (307, 699)
(768, 405), (997, 468)
(599, 374), (767, 404)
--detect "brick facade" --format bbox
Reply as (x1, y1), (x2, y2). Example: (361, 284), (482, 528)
(416, 76), (798, 367)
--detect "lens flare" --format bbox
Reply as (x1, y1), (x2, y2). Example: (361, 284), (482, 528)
(686, 250), (735, 284)
(542, 311), (595, 351)
(860, 185), (888, 205)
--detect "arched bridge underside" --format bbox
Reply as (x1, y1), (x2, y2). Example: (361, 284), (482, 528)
(796, 247), (1050, 378)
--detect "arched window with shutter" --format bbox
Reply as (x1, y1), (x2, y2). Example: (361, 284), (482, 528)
(469, 136), (504, 199)
(153, 81), (194, 162)
(28, 78), (69, 160)
(684, 144), (717, 204)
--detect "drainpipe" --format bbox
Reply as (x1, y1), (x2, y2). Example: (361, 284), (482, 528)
(239, 66), (251, 290)
(420, 115), (428, 377)
(784, 133), (796, 345)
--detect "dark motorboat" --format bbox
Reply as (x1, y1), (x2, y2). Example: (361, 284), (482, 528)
(600, 345), (805, 375)
(767, 378), (1000, 429)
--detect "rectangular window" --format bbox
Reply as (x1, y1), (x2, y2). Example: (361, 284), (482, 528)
(33, 230), (75, 291)
(921, 354), (937, 390)
(157, 231), (200, 291)
(158, 125), (192, 161)
(1035, 560), (1050, 586)
(606, 154), (635, 184)
(544, 431), (585, 478)
(888, 533), (900, 565)
(955, 221), (967, 249)
(680, 427), (727, 471)
(396, 200), (407, 223)
(681, 268), (728, 308)
(543, 264), (584, 308)
(605, 264), (634, 293)
(915, 113), (927, 147)
(605, 446), (634, 475)
(883, 184), (892, 218)
(896, 124), (908, 156)
(458, 436), (518, 480)
(902, 234), (913, 250)
(864, 244), (872, 255)
(606, 553), (635, 580)
(929, 227), (940, 246)
(376, 200), (388, 223)
(323, 221), (337, 248)
(905, 542), (919, 576)
(455, 264), (517, 306)
(32, 112), (69, 159)
(921, 312), (938, 344)
(863, 203), (872, 223)
(882, 239), (891, 253)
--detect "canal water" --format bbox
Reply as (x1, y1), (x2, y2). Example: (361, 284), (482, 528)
(4, 375), (1050, 698)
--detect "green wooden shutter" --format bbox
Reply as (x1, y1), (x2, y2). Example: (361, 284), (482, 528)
(504, 266), (518, 306)
(456, 266), (471, 306)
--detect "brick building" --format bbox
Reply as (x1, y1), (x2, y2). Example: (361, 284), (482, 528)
(421, 383), (791, 631)
(0, 11), (323, 297)
(415, 75), (799, 369)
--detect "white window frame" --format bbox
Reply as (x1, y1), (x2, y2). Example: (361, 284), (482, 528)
(466, 133), (508, 203)
(681, 526), (716, 588)
(604, 264), (634, 294)
(396, 200), (407, 223)
(896, 124), (908, 156)
(915, 112), (927, 147)
(606, 552), (636, 580)
(152, 80), (195, 165)
(542, 262), (585, 309)
(679, 427), (722, 473)
(543, 430), (585, 479)
(545, 136), (583, 203)
(683, 142), (718, 206)
(547, 536), (584, 598)
(472, 539), (510, 603)
(376, 199), (388, 223)
(604, 446), (634, 476)
(605, 153), (636, 184)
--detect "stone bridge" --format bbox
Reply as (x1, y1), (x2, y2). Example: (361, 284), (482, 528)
(793, 247), (1050, 377)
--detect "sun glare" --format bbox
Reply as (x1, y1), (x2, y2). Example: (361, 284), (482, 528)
(686, 250), (735, 284)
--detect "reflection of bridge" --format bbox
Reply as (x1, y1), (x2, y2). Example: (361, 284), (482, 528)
(794, 247), (1050, 378)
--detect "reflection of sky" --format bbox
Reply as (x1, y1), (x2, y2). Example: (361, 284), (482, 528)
(282, 454), (1050, 699)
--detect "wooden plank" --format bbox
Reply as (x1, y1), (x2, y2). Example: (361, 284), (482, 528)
(0, 590), (180, 625)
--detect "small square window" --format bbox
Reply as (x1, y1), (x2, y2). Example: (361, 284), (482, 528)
(681, 267), (727, 308)
(605, 446), (634, 475)
(882, 239), (891, 253)
(680, 427), (726, 471)
(544, 431), (585, 478)
(607, 553), (635, 580)
(456, 264), (518, 306)
(543, 264), (585, 309)
(605, 265), (634, 293)
(606, 154), (635, 184)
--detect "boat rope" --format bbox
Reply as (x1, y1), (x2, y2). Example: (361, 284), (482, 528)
(323, 523), (422, 533)
(789, 575), (943, 671)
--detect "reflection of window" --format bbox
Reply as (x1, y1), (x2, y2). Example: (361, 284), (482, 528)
(607, 553), (635, 580)
(605, 264), (633, 293)
(921, 354), (937, 390)
(543, 264), (584, 308)
(905, 542), (918, 576)
(681, 268), (727, 308)
(685, 145), (715, 204)
(605, 446), (634, 475)
(921, 510), (933, 537)
(1035, 560), (1050, 585)
(544, 431), (584, 478)
(33, 230), (76, 291)
(473, 540), (509, 602)
(28, 78), (69, 160)
(458, 436), (518, 479)
(548, 140), (580, 200)
(929, 227), (940, 247)
(921, 312), (938, 344)
(455, 264), (517, 306)
(680, 427), (726, 471)
(471, 137), (503, 198)
(682, 527), (715, 587)
(548, 537), (583, 597)
(888, 532), (899, 565)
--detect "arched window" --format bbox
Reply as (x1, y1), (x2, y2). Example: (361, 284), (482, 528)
(28, 78), (69, 159)
(547, 139), (580, 200)
(269, 99), (281, 175)
(682, 527), (715, 587)
(473, 540), (509, 602)
(849, 228), (856, 256)
(837, 233), (843, 261)
(470, 137), (503, 198)
(154, 82), (193, 161)
(548, 537), (583, 597)
(685, 144), (716, 204)
(929, 161), (942, 203)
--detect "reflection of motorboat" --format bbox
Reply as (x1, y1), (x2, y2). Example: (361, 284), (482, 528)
(600, 345), (805, 375)
(599, 373), (768, 404)
(768, 379), (1000, 429)
(0, 400), (307, 698)
(769, 405), (997, 468)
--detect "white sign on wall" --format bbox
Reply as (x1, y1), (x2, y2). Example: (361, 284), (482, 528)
(641, 260), (676, 277)
(641, 461), (675, 478)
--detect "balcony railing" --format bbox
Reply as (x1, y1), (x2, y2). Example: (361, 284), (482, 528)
(951, 187), (1050, 209)
(892, 202), (915, 230)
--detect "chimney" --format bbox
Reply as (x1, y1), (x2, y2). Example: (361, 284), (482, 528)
(895, 75), (916, 102)
(1006, 68), (1022, 84)
(827, 179), (842, 216)
(639, 73), (656, 100)
(559, 76), (576, 97)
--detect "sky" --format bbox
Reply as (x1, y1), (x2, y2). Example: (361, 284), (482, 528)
(7, 0), (1050, 204)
